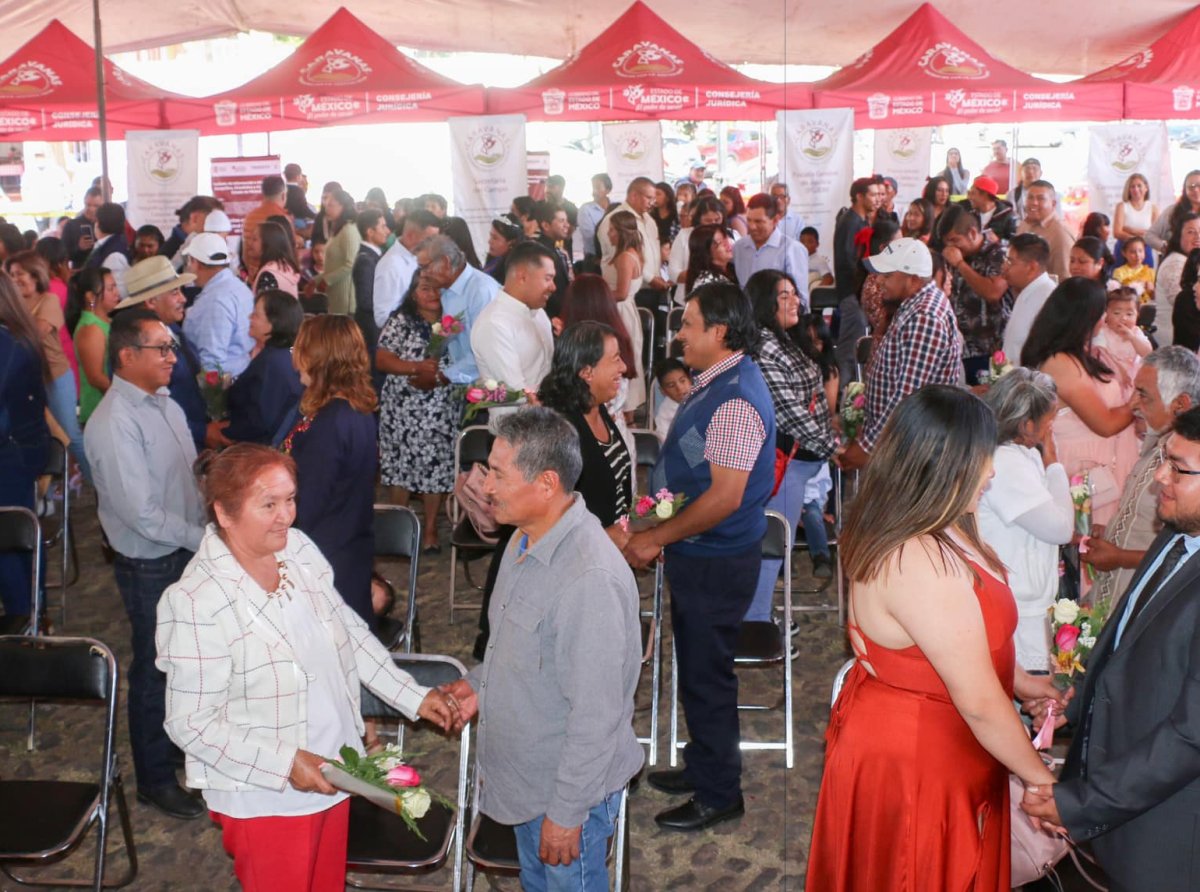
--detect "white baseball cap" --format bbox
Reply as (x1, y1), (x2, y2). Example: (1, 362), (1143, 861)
(203, 209), (232, 233)
(183, 231), (232, 266)
(865, 237), (933, 277)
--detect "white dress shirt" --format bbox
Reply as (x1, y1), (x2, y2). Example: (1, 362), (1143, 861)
(373, 240), (418, 329)
(470, 289), (554, 392)
(1002, 271), (1055, 363)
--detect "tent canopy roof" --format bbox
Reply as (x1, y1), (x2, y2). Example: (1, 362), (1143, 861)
(1083, 3), (1200, 84)
(0, 0), (1184, 78)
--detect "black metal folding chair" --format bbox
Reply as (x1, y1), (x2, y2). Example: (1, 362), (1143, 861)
(630, 429), (664, 766)
(349, 654), (471, 892)
(373, 504), (421, 653)
(0, 635), (137, 890)
(0, 506), (41, 637)
(448, 425), (495, 623)
(809, 285), (838, 314)
(637, 306), (656, 427)
(37, 439), (76, 627)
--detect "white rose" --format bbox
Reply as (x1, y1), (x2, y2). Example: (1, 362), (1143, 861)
(402, 787), (431, 819)
(431, 322), (443, 336)
(1052, 599), (1080, 624)
(484, 378), (499, 391)
(655, 500), (674, 520)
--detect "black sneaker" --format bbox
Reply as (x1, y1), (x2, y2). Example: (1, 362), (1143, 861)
(811, 554), (834, 579)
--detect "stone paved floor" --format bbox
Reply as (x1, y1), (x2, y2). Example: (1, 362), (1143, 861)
(0, 486), (854, 890)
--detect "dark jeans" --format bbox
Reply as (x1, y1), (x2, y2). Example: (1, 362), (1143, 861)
(834, 295), (868, 386)
(665, 545), (761, 809)
(114, 548), (192, 790)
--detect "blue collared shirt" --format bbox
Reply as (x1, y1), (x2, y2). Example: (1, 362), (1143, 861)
(779, 210), (806, 242)
(1114, 532), (1200, 647)
(182, 267), (255, 376)
(441, 264), (500, 384)
(732, 226), (810, 307)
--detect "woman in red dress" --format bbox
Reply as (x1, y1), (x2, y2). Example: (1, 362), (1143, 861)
(809, 385), (1065, 891)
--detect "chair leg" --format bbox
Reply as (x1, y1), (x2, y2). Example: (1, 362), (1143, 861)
(648, 564), (663, 767)
(612, 787), (629, 892)
(449, 546), (458, 624)
(668, 641), (680, 768)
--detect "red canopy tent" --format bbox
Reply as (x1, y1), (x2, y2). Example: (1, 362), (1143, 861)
(1080, 4), (1200, 119)
(0, 20), (199, 140)
(485, 1), (807, 121)
(166, 7), (486, 134)
(811, 3), (1122, 128)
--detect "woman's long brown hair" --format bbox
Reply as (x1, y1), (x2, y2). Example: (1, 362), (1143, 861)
(293, 315), (377, 417)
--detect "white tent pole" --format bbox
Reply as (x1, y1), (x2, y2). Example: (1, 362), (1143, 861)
(92, 0), (110, 200)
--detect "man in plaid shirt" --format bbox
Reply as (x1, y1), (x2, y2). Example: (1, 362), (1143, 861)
(839, 239), (962, 470)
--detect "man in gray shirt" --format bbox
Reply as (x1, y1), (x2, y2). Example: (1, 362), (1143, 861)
(443, 408), (643, 891)
(84, 309), (206, 821)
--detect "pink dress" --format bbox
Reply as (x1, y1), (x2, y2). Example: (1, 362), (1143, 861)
(1050, 359), (1139, 527)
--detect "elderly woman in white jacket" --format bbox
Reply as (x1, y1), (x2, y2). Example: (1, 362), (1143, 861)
(977, 368), (1076, 672)
(156, 443), (455, 892)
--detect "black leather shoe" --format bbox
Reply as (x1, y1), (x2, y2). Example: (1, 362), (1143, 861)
(655, 796), (745, 831)
(137, 783), (205, 820)
(646, 769), (695, 795)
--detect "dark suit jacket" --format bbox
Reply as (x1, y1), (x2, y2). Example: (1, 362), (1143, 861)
(1056, 526), (1200, 891)
(222, 345), (303, 445)
(352, 244), (382, 350)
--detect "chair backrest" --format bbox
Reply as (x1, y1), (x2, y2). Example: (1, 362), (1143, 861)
(360, 654), (466, 720)
(631, 429), (659, 471)
(831, 658), (856, 706)
(637, 307), (654, 368)
(0, 506), (39, 554)
(0, 635), (115, 701)
(457, 425), (492, 471)
(43, 438), (67, 479)
(1137, 304), (1157, 328)
(761, 509), (791, 560)
(855, 336), (873, 367)
(810, 286), (838, 312)
(375, 504), (421, 560)
(667, 307), (683, 333)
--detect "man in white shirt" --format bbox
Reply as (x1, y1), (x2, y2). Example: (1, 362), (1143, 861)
(470, 241), (556, 396)
(87, 202), (131, 299)
(597, 177), (666, 291)
(575, 173), (612, 261)
(1002, 233), (1054, 363)
(372, 209), (441, 329)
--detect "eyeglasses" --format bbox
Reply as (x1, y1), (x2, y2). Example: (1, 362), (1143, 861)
(131, 341), (179, 359)
(1157, 446), (1200, 479)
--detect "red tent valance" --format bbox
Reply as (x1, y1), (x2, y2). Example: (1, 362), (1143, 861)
(485, 1), (807, 121)
(811, 3), (1122, 128)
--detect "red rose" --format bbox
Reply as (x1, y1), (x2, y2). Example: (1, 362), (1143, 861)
(1055, 624), (1081, 652)
(204, 371), (220, 386)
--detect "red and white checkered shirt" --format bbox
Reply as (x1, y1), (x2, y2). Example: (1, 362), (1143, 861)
(688, 351), (768, 472)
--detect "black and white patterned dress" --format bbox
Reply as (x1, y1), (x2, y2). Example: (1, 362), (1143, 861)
(377, 313), (459, 492)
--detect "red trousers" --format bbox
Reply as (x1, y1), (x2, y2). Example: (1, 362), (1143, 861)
(211, 799), (349, 892)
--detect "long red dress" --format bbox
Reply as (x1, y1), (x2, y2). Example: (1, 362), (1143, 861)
(806, 562), (1016, 891)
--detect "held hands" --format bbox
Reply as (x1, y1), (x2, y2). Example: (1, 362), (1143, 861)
(289, 749), (338, 794)
(416, 688), (459, 732)
(539, 817), (583, 866)
(835, 440), (869, 471)
(436, 678), (479, 733)
(622, 530), (662, 569)
(1079, 536), (1124, 572)
(1021, 783), (1066, 836)
(1018, 675), (1073, 731)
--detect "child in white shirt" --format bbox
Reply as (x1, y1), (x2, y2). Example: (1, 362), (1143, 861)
(653, 358), (693, 443)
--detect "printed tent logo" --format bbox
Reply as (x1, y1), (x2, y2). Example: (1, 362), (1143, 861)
(919, 42), (989, 80)
(299, 49), (373, 86)
(0, 61), (61, 98)
(613, 41), (684, 78)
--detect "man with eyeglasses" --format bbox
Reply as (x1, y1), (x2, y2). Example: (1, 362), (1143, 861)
(84, 309), (207, 822)
(1023, 404), (1200, 890)
(181, 231), (255, 376)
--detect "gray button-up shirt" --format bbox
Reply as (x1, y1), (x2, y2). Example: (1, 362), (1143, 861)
(84, 374), (206, 559)
(468, 496), (644, 827)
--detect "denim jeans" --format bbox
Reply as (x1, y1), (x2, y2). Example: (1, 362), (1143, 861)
(45, 369), (90, 483)
(745, 459), (825, 622)
(801, 499), (831, 559)
(513, 791), (622, 892)
(113, 548), (192, 789)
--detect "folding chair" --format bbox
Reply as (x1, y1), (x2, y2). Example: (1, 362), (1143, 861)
(629, 430), (664, 765)
(669, 509), (795, 768)
(37, 439), (76, 627)
(665, 306), (683, 352)
(448, 425), (495, 623)
(809, 285), (838, 314)
(373, 504), (421, 653)
(0, 506), (41, 637)
(0, 635), (138, 890)
(831, 658), (857, 706)
(464, 778), (630, 892)
(854, 335), (873, 382)
(348, 654), (471, 892)
(637, 306), (656, 427)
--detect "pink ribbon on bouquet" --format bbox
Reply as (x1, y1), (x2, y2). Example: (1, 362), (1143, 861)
(1032, 701), (1056, 751)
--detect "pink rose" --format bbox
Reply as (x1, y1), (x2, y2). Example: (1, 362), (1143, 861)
(635, 495), (655, 518)
(442, 314), (456, 328)
(386, 765), (421, 788)
(852, 394), (866, 409)
(204, 370), (220, 386)
(1054, 624), (1081, 652)
(465, 387), (486, 403)
(992, 350), (1006, 365)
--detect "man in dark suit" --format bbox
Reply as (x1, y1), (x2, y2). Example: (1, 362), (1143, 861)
(352, 209), (391, 372)
(1023, 405), (1200, 891)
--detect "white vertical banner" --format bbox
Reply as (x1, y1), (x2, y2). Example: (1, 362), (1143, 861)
(777, 108), (854, 249)
(449, 114), (527, 262)
(873, 127), (932, 207)
(125, 130), (200, 235)
(1087, 123), (1171, 221)
(602, 122), (664, 197)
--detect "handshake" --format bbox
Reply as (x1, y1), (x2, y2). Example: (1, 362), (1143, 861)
(1021, 782), (1066, 837)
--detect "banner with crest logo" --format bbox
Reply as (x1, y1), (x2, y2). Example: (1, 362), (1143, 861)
(1086, 123), (1172, 221)
(872, 127), (932, 207)
(126, 130), (200, 236)
(777, 108), (854, 250)
(449, 115), (527, 262)
(602, 122), (664, 196)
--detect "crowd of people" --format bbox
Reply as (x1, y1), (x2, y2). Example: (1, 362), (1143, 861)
(6, 153), (1200, 889)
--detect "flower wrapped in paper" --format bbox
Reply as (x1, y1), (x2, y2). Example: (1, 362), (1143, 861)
(457, 378), (525, 423)
(320, 744), (450, 838)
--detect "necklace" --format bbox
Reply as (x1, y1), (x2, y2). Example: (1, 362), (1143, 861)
(266, 561), (294, 601)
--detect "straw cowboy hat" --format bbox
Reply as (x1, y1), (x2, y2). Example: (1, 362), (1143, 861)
(115, 255), (196, 310)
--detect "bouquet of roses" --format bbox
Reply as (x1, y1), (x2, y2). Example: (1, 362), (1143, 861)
(198, 368), (232, 421)
(1071, 473), (1097, 582)
(618, 489), (687, 532)
(320, 744), (451, 839)
(1032, 597), (1110, 750)
(426, 312), (465, 358)
(459, 378), (525, 423)
(989, 350), (1015, 381)
(840, 381), (866, 443)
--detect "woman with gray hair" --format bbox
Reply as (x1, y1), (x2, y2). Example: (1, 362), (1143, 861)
(977, 369), (1076, 671)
